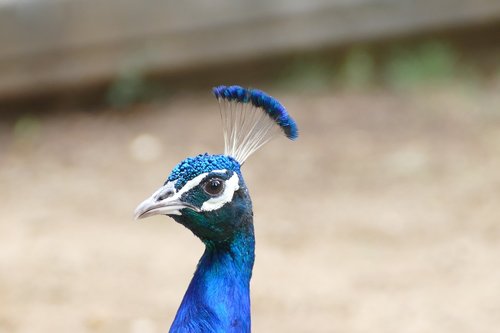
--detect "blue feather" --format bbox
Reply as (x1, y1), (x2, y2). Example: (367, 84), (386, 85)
(167, 154), (240, 190)
(170, 231), (254, 333)
(213, 85), (298, 140)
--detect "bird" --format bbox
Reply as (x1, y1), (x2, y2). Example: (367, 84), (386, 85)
(134, 85), (298, 332)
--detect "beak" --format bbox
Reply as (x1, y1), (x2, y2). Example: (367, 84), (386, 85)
(134, 183), (199, 220)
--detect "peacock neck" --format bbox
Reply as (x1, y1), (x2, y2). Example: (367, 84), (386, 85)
(170, 227), (255, 333)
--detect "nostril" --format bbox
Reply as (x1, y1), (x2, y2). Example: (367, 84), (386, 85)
(158, 190), (174, 201)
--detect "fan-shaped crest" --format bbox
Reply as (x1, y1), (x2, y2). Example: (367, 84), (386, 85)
(212, 85), (298, 164)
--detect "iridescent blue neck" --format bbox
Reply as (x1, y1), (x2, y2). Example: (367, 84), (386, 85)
(169, 228), (255, 333)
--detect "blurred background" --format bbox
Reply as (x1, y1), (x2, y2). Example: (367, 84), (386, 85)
(1, 1), (500, 332)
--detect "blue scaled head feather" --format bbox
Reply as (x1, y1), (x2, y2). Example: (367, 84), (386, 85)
(167, 153), (241, 190)
(213, 85), (298, 164)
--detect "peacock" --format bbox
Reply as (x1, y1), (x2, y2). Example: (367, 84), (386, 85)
(134, 85), (298, 332)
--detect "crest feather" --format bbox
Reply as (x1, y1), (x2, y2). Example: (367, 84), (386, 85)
(212, 85), (298, 164)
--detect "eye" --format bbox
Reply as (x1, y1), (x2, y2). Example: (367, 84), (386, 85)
(203, 178), (225, 196)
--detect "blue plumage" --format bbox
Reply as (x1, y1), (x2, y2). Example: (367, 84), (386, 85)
(167, 154), (240, 190)
(170, 227), (254, 332)
(134, 86), (298, 332)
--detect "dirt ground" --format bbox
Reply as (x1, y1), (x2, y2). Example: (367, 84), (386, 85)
(1, 83), (500, 333)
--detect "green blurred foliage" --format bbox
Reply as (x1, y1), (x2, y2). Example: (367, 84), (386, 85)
(105, 40), (494, 104)
(14, 115), (41, 142)
(276, 55), (335, 91)
(106, 56), (165, 108)
(384, 41), (458, 89)
(275, 40), (490, 92)
(339, 47), (375, 89)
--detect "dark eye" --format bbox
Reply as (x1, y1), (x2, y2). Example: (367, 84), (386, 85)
(203, 178), (225, 196)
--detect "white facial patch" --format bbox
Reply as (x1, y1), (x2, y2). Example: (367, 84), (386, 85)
(163, 169), (240, 214)
(135, 169), (240, 219)
(201, 172), (240, 212)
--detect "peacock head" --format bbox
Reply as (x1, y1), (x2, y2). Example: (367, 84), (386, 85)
(134, 153), (251, 242)
(134, 86), (298, 243)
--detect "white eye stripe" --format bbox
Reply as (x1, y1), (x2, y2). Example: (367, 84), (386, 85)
(172, 169), (228, 198)
(172, 173), (210, 199)
(201, 173), (240, 211)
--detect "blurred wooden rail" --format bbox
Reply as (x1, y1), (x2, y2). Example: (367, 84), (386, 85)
(0, 0), (499, 100)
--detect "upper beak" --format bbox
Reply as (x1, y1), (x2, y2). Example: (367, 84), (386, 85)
(133, 183), (199, 220)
